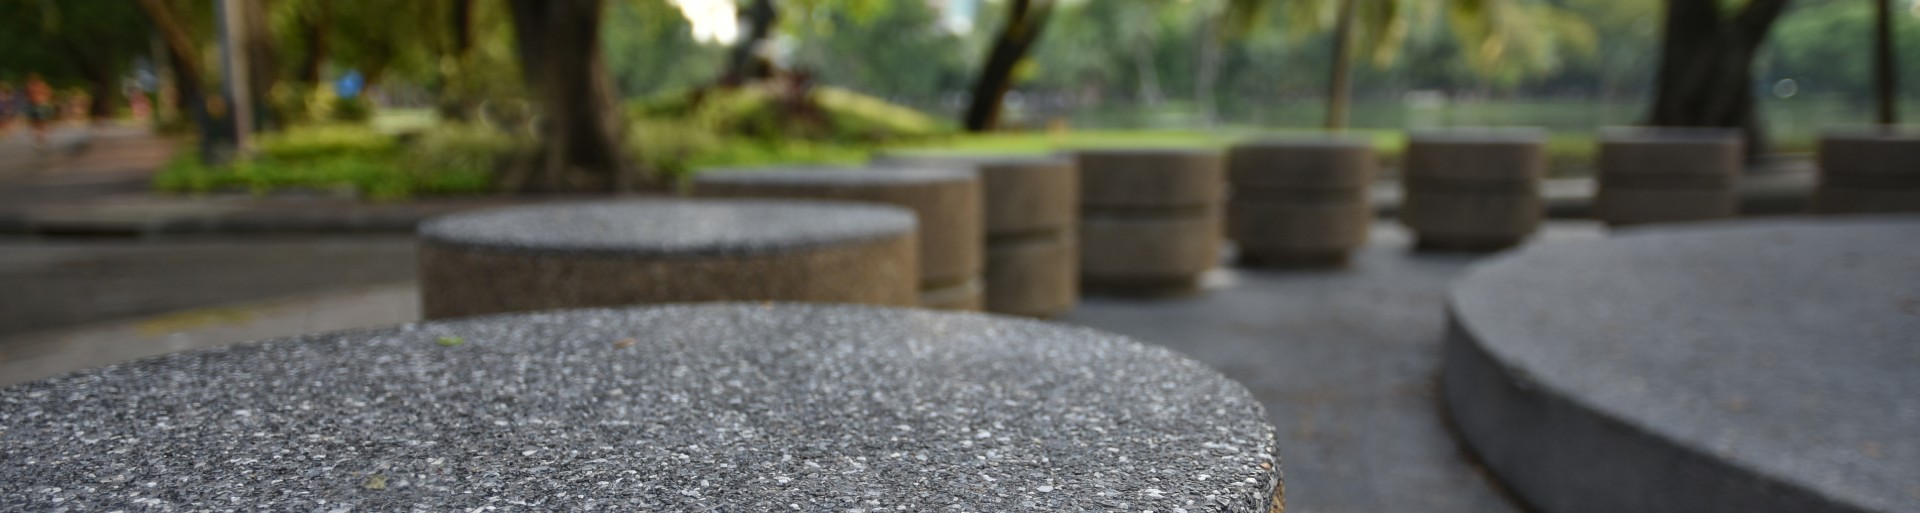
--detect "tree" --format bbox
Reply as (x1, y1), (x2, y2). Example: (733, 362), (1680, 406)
(724, 0), (780, 84)
(502, 0), (637, 192)
(0, 0), (151, 120)
(1874, 0), (1897, 124)
(1646, 0), (1790, 154)
(964, 0), (1056, 132)
(1229, 0), (1594, 130)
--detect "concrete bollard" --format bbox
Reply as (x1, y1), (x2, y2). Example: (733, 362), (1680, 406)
(417, 200), (919, 319)
(1815, 131), (1920, 214)
(692, 165), (984, 310)
(1402, 129), (1547, 252)
(1595, 127), (1743, 226)
(1076, 148), (1224, 296)
(872, 153), (1079, 317)
(1227, 138), (1377, 267)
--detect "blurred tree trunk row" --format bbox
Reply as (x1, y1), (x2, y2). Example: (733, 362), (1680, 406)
(1647, 0), (1789, 155)
(965, 0), (1056, 132)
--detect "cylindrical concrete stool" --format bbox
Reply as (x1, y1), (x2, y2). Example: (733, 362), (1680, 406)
(1595, 127), (1743, 226)
(417, 200), (918, 319)
(1076, 148), (1224, 296)
(1445, 218), (1920, 513)
(0, 303), (1286, 512)
(1226, 138), (1377, 267)
(693, 166), (984, 311)
(1814, 131), (1920, 214)
(872, 153), (1078, 317)
(1401, 128), (1547, 252)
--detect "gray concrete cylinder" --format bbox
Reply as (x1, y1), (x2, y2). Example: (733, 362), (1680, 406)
(418, 200), (919, 319)
(692, 166), (984, 311)
(1595, 127), (1742, 226)
(1076, 148), (1224, 295)
(1227, 138), (1377, 267)
(1402, 129), (1547, 252)
(872, 153), (1079, 317)
(1815, 131), (1920, 214)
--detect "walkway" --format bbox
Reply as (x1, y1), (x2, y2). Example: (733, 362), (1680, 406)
(0, 221), (1610, 512)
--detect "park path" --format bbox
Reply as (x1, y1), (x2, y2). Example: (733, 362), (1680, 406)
(0, 123), (176, 206)
(0, 221), (1609, 513)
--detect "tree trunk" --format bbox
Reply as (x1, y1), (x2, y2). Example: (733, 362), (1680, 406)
(723, 0), (778, 84)
(963, 0), (1055, 132)
(239, 0), (279, 130)
(439, 0), (478, 121)
(1874, 0), (1897, 125)
(1647, 0), (1789, 157)
(137, 0), (208, 128)
(504, 0), (638, 193)
(1132, 34), (1164, 106)
(1325, 0), (1356, 131)
(298, 0), (333, 83)
(1194, 7), (1223, 128)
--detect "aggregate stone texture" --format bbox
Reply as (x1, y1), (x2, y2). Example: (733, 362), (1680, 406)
(1816, 132), (1920, 214)
(1444, 216), (1920, 513)
(1076, 149), (1224, 296)
(1226, 139), (1377, 267)
(0, 303), (1283, 512)
(417, 200), (919, 319)
(1596, 128), (1742, 226)
(692, 166), (985, 311)
(870, 153), (1080, 317)
(1402, 129), (1547, 251)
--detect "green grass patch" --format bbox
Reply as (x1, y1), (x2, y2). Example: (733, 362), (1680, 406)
(155, 123), (503, 200)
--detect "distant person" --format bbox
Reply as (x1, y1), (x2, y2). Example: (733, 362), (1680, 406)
(24, 74), (54, 149)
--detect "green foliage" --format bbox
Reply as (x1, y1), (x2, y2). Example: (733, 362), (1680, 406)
(402, 122), (528, 193)
(257, 125), (397, 161)
(603, 0), (725, 98)
(623, 84), (948, 182)
(155, 122), (509, 199)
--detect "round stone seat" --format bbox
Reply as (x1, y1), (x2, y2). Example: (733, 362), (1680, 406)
(1226, 137), (1377, 267)
(417, 200), (918, 319)
(1595, 127), (1743, 226)
(0, 304), (1285, 511)
(692, 166), (985, 311)
(1077, 148), (1225, 296)
(871, 152), (1079, 318)
(1444, 217), (1920, 513)
(1815, 131), (1920, 214)
(1401, 128), (1547, 252)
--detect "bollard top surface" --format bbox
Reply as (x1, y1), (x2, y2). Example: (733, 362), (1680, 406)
(871, 152), (1073, 171)
(0, 303), (1282, 512)
(1407, 127), (1549, 145)
(1451, 216), (1920, 513)
(417, 199), (916, 257)
(1230, 135), (1377, 150)
(1598, 126), (1744, 145)
(694, 164), (977, 186)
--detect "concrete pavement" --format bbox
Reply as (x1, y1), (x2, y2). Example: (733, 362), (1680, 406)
(0, 221), (1617, 513)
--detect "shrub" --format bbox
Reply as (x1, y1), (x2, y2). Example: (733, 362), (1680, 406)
(256, 124), (397, 162)
(401, 123), (528, 194)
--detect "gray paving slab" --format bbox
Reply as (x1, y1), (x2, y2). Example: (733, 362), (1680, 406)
(1446, 216), (1920, 513)
(1060, 221), (1607, 513)
(0, 235), (417, 338)
(0, 303), (1282, 512)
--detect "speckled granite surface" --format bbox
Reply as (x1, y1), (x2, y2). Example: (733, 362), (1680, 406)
(1, 304), (1281, 511)
(418, 199), (917, 257)
(1446, 216), (1920, 513)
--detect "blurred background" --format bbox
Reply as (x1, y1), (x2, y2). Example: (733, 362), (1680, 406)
(0, 0), (1913, 195)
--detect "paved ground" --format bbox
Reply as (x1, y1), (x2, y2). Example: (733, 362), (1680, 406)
(0, 235), (417, 338)
(0, 221), (1612, 512)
